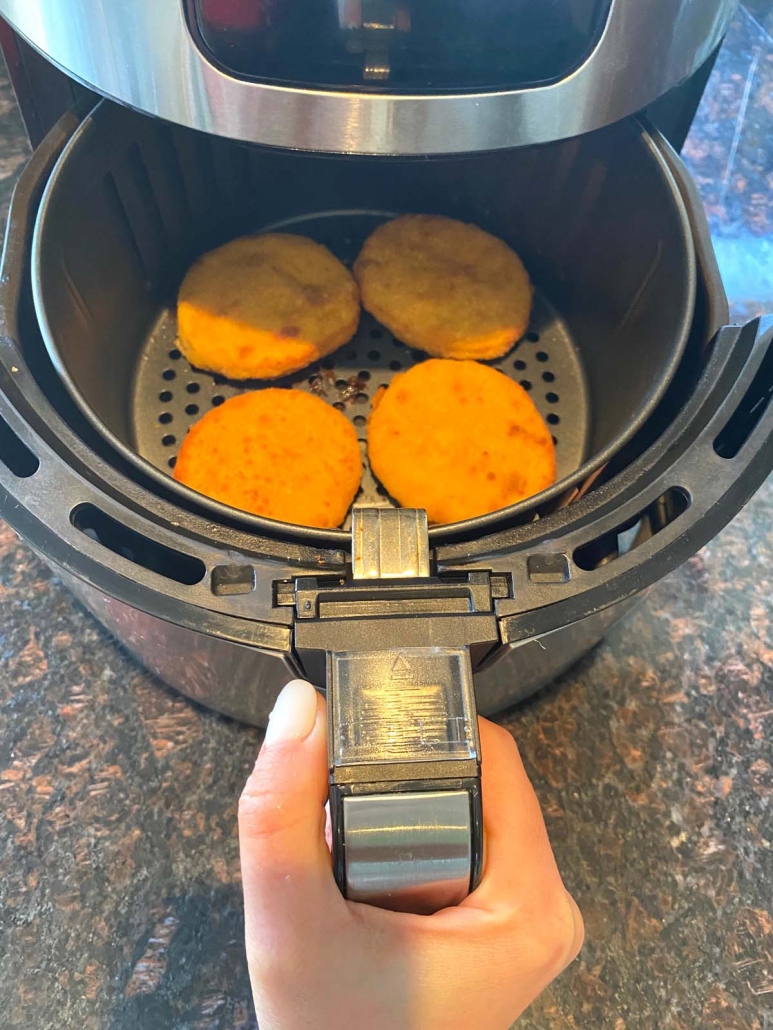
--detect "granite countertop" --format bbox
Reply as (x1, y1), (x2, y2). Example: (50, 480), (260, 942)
(1, 9), (772, 1030)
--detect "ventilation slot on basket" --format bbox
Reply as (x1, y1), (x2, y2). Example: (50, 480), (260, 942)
(0, 415), (39, 478)
(573, 487), (690, 572)
(714, 336), (773, 459)
(71, 503), (205, 585)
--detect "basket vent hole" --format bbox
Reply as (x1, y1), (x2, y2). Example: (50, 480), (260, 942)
(542, 371), (555, 383)
(159, 412), (173, 424)
(546, 392), (559, 404)
(573, 488), (689, 572)
(389, 360), (402, 371)
(547, 413), (560, 426)
(168, 348), (181, 360)
(162, 369), (176, 381)
(322, 359), (336, 370)
(526, 331), (540, 343)
(186, 382), (200, 394)
(212, 395), (225, 407)
(71, 502), (205, 585)
(353, 415), (367, 427)
(168, 456), (177, 469)
(359, 370), (371, 381)
(0, 414), (39, 478)
(714, 338), (773, 458)
(333, 401), (345, 411)
(368, 350), (381, 361)
(370, 328), (383, 340)
(536, 351), (549, 363)
(514, 359), (527, 371)
(159, 390), (173, 402)
(520, 380), (532, 391)
(335, 379), (348, 389)
(162, 434), (176, 446)
(213, 375), (227, 386)
(185, 404), (199, 416)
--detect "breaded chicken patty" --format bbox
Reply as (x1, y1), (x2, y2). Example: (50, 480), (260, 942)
(354, 215), (532, 360)
(178, 233), (360, 380)
(367, 359), (555, 524)
(174, 389), (362, 527)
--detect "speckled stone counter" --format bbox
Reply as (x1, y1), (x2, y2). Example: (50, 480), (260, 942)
(1, 11), (772, 1030)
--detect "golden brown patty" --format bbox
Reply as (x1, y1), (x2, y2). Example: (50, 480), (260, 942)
(354, 215), (533, 360)
(177, 233), (360, 380)
(174, 389), (362, 528)
(367, 359), (555, 524)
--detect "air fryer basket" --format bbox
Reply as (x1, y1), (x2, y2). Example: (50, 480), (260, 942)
(32, 102), (696, 542)
(0, 101), (772, 731)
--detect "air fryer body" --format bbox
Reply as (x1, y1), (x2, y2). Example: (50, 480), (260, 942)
(1, 98), (771, 731)
(0, 2), (770, 733)
(60, 569), (643, 725)
(0, 0), (738, 154)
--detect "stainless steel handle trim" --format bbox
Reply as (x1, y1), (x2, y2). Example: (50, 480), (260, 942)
(343, 790), (473, 912)
(0, 0), (737, 154)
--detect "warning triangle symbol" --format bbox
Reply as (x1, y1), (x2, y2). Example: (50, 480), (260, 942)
(391, 655), (411, 676)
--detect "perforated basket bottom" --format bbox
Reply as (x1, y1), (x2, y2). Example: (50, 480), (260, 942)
(131, 222), (589, 527)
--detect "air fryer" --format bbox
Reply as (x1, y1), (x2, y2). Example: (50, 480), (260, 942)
(0, 0), (770, 912)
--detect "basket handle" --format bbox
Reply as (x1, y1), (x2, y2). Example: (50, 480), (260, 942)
(326, 509), (484, 913)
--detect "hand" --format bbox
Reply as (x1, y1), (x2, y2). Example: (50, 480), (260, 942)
(239, 680), (583, 1030)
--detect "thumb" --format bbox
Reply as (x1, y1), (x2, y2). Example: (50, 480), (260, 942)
(239, 680), (340, 939)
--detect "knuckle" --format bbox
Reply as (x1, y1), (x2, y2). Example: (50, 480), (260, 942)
(488, 719), (520, 753)
(528, 888), (583, 976)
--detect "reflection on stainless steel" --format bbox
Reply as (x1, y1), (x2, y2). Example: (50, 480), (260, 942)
(0, 0), (737, 154)
(343, 791), (472, 912)
(46, 556), (644, 726)
(474, 594), (646, 716)
(59, 570), (299, 727)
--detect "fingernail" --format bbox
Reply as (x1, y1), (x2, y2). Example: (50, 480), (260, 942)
(263, 680), (319, 747)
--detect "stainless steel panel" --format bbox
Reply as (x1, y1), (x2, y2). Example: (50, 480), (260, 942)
(0, 0), (737, 154)
(41, 560), (641, 725)
(343, 790), (472, 911)
(59, 570), (299, 726)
